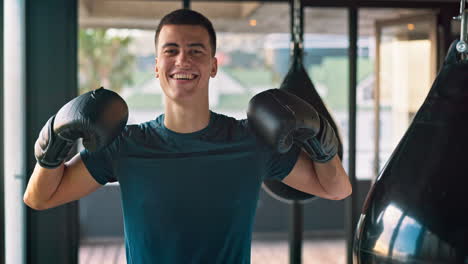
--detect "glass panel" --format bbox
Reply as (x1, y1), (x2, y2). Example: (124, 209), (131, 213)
(193, 2), (288, 120)
(303, 7), (348, 263)
(357, 9), (434, 182)
(377, 16), (436, 172)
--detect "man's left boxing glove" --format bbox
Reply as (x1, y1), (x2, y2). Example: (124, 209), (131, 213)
(34, 87), (128, 168)
(247, 88), (338, 163)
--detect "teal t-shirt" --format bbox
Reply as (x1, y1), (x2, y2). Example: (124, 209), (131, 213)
(80, 111), (300, 264)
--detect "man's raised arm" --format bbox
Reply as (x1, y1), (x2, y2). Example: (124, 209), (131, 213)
(23, 88), (128, 210)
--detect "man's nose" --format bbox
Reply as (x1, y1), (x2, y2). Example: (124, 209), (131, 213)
(175, 51), (192, 68)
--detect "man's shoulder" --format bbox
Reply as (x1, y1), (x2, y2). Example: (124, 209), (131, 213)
(211, 111), (247, 126)
(211, 111), (249, 130)
(209, 111), (256, 143)
(116, 119), (163, 143)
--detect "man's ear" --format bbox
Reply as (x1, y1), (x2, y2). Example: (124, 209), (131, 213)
(155, 58), (159, 78)
(210, 57), (218, 78)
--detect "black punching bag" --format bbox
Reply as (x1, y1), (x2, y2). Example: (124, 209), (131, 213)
(263, 19), (343, 202)
(280, 48), (344, 161)
(353, 42), (468, 263)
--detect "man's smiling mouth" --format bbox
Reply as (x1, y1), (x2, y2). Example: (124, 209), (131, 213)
(170, 73), (198, 80)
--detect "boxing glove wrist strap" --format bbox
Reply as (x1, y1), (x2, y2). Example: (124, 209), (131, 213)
(296, 117), (338, 163)
(35, 116), (74, 169)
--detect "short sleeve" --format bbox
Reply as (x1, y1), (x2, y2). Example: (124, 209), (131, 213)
(80, 140), (120, 185)
(263, 144), (301, 181)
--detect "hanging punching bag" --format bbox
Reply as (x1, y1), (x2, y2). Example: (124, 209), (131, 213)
(353, 42), (468, 263)
(280, 48), (344, 161)
(262, 46), (344, 202)
(262, 2), (343, 202)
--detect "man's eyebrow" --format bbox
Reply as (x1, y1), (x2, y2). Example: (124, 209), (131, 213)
(188, 43), (206, 49)
(161, 43), (179, 49)
(161, 43), (206, 50)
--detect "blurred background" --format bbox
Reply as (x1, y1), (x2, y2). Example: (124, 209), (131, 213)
(1, 0), (463, 263)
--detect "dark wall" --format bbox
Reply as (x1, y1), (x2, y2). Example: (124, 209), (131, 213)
(25, 1), (78, 263)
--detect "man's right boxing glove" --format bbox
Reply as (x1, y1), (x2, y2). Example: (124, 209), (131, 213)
(34, 87), (129, 169)
(247, 88), (338, 163)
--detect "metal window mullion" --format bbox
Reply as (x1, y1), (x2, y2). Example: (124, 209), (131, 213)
(0, 0), (5, 263)
(346, 5), (359, 264)
(4, 0), (27, 264)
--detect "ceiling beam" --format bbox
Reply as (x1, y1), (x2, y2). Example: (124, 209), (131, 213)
(80, 0), (93, 16)
(93, 0), (460, 5)
(85, 0), (460, 9)
(302, 0), (459, 8)
(240, 2), (262, 17)
(79, 17), (160, 29)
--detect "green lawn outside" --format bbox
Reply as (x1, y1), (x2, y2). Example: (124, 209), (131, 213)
(310, 57), (373, 110)
(222, 67), (274, 87)
(215, 93), (253, 111)
(132, 70), (154, 89)
(126, 93), (163, 110)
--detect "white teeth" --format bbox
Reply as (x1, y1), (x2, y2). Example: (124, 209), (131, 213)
(172, 73), (195, 80)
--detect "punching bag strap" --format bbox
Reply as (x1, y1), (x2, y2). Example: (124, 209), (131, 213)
(454, 0), (468, 60)
(291, 0), (304, 62)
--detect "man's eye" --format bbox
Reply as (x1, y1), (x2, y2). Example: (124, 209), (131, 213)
(191, 50), (203, 55)
(164, 49), (177, 54)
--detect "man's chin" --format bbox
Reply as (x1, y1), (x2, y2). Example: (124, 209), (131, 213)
(165, 91), (205, 105)
(170, 88), (196, 98)
(169, 83), (196, 93)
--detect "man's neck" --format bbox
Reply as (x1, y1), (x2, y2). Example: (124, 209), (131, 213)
(163, 100), (210, 134)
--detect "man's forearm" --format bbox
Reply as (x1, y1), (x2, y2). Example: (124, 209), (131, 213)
(314, 155), (352, 200)
(23, 163), (65, 210)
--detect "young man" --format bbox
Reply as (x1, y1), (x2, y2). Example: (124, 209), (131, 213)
(24, 9), (351, 264)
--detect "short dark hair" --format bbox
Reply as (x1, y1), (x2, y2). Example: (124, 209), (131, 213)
(154, 9), (217, 57)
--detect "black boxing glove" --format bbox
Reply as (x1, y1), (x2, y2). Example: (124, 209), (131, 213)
(247, 88), (338, 163)
(34, 87), (129, 168)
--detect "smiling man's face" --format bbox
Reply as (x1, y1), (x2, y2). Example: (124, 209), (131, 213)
(155, 24), (217, 104)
